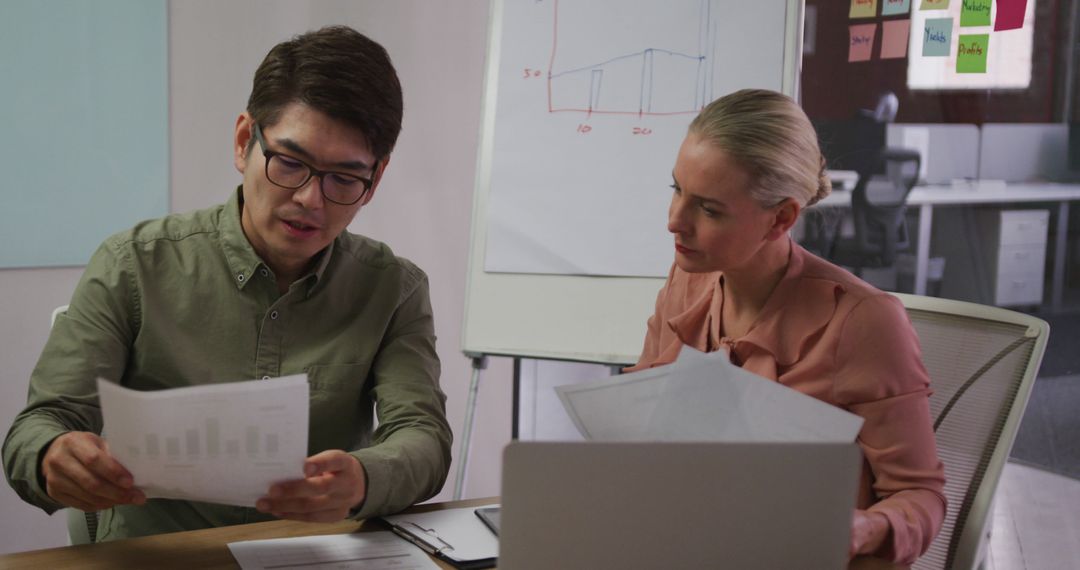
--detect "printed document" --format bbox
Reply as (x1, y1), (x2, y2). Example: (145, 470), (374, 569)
(557, 347), (863, 443)
(229, 531), (439, 570)
(98, 375), (309, 506)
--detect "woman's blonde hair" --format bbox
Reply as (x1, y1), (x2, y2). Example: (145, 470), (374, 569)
(687, 89), (831, 207)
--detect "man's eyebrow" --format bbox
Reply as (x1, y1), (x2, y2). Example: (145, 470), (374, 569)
(276, 137), (373, 172)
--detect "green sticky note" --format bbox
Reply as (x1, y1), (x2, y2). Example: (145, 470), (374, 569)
(922, 17), (953, 56)
(920, 0), (949, 9)
(956, 34), (989, 72)
(960, 0), (992, 26)
(850, 0), (878, 19)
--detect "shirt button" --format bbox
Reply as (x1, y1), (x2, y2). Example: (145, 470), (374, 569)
(260, 268), (269, 277)
(270, 311), (279, 320)
(237, 273), (245, 282)
(262, 375), (271, 380)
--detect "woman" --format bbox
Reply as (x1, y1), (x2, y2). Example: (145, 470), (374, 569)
(627, 89), (945, 564)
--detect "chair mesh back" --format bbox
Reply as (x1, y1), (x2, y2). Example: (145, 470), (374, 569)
(906, 309), (1034, 570)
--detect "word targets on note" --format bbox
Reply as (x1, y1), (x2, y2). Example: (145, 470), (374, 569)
(919, 0), (950, 9)
(882, 0), (912, 16)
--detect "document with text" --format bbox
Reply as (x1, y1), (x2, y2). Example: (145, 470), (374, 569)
(228, 531), (440, 570)
(557, 347), (864, 443)
(98, 375), (309, 507)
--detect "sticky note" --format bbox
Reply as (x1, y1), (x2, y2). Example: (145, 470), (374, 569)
(922, 17), (953, 56)
(850, 0), (878, 19)
(881, 19), (912, 59)
(849, 23), (877, 61)
(960, 0), (992, 26)
(956, 34), (989, 73)
(919, 0), (949, 9)
(882, 0), (912, 16)
(994, 0), (1028, 31)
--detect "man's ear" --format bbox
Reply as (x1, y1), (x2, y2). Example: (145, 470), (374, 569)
(360, 155), (391, 206)
(765, 198), (801, 241)
(234, 112), (254, 174)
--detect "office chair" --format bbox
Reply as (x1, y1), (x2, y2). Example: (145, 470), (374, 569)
(893, 294), (1048, 570)
(48, 305), (100, 545)
(829, 148), (921, 276)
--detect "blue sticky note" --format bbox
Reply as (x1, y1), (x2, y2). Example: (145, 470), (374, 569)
(882, 0), (912, 16)
(922, 17), (952, 56)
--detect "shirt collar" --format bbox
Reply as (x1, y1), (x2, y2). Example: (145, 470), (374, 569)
(218, 185), (336, 294)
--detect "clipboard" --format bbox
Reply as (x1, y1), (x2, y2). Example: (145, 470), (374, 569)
(380, 503), (499, 569)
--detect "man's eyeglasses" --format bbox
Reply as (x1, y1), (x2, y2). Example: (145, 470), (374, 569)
(252, 123), (378, 206)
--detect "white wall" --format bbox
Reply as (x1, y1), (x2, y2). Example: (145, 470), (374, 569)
(0, 0), (513, 554)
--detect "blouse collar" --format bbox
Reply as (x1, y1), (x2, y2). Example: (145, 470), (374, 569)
(666, 240), (845, 367)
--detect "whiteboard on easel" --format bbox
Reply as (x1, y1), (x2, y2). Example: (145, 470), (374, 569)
(463, 0), (803, 364)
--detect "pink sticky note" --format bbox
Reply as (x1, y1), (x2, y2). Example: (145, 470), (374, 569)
(994, 0), (1028, 31)
(881, 19), (911, 59)
(849, 23), (877, 62)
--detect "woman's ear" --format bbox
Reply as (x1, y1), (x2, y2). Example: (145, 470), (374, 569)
(765, 198), (801, 241)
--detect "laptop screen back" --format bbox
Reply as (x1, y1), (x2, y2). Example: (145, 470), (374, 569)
(498, 441), (860, 570)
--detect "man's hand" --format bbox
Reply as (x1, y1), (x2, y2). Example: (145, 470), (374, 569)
(256, 450), (367, 522)
(850, 509), (890, 558)
(41, 431), (146, 512)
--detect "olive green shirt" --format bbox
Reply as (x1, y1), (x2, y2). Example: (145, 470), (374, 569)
(2, 188), (452, 540)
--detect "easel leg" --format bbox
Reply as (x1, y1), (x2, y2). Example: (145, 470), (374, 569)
(453, 354), (488, 500)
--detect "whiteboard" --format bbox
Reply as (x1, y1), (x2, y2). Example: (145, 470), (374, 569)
(463, 0), (803, 364)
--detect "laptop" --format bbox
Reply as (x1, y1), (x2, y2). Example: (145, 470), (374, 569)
(498, 441), (860, 570)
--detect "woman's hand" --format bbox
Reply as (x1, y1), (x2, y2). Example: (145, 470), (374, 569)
(850, 509), (891, 558)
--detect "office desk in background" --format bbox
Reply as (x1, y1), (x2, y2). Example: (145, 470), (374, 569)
(0, 498), (907, 570)
(817, 182), (1080, 310)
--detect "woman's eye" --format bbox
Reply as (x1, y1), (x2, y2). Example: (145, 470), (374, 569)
(670, 184), (680, 194)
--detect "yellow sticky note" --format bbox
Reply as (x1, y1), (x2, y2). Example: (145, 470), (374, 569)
(850, 0), (878, 19)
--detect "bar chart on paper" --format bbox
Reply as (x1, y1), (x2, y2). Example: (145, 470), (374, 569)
(98, 375), (309, 506)
(128, 419), (283, 461)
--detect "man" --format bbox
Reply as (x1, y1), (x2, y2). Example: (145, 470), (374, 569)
(2, 26), (452, 541)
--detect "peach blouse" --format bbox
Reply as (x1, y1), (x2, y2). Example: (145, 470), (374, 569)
(627, 241), (946, 564)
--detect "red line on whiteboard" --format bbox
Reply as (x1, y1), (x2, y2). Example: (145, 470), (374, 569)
(547, 0), (559, 114)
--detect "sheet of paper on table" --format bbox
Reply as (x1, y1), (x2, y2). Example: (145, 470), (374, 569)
(556, 347), (864, 443)
(228, 531), (440, 570)
(97, 375), (309, 507)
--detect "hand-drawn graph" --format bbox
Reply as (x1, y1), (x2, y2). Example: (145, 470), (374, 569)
(484, 0), (794, 277)
(547, 0), (722, 117)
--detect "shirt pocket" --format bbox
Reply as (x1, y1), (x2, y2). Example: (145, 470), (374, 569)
(305, 362), (373, 453)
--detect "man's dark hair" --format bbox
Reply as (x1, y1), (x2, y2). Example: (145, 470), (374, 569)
(246, 26), (403, 160)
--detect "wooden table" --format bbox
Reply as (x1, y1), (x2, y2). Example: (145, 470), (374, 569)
(0, 498), (906, 569)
